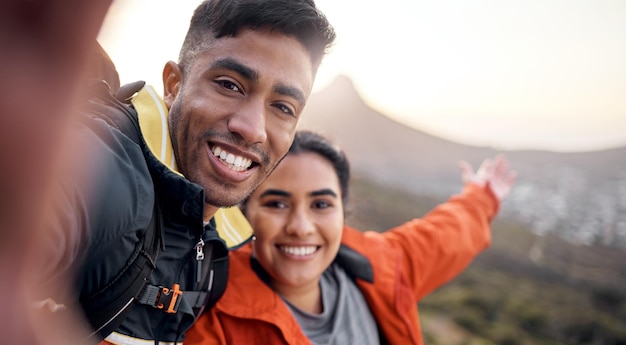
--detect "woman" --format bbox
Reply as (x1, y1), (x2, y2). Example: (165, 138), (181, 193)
(184, 131), (516, 344)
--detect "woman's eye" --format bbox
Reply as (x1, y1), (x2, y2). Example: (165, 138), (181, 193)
(313, 200), (331, 209)
(216, 79), (241, 93)
(264, 200), (287, 209)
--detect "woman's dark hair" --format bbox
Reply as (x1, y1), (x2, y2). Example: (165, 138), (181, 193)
(287, 131), (350, 206)
(179, 0), (336, 73)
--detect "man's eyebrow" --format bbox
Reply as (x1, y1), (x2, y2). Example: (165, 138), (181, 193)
(259, 189), (291, 198)
(274, 84), (306, 107)
(211, 58), (258, 81)
(310, 189), (337, 198)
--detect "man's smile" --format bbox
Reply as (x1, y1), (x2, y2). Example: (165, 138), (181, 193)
(211, 145), (254, 172)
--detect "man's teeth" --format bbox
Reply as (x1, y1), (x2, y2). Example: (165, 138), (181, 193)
(212, 146), (252, 172)
(279, 246), (317, 256)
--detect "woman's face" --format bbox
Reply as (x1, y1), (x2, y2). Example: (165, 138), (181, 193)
(245, 152), (344, 293)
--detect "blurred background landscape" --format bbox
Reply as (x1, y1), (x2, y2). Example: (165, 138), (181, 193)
(299, 76), (626, 345)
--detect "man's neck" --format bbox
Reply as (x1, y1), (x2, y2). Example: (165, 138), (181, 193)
(203, 204), (218, 223)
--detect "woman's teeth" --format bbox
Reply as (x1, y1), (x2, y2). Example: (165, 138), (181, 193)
(279, 246), (318, 256)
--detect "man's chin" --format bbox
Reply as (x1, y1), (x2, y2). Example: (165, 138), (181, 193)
(205, 191), (250, 209)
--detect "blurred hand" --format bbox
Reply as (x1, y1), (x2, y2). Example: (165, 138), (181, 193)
(459, 154), (516, 202)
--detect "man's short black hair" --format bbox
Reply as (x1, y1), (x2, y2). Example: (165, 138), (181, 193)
(179, 0), (336, 73)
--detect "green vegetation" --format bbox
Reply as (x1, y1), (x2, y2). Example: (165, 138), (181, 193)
(347, 173), (626, 345)
(419, 262), (626, 345)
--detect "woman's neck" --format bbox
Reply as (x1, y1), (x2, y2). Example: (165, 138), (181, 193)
(273, 280), (323, 314)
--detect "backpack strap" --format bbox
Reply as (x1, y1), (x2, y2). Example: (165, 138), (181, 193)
(84, 199), (162, 339)
(85, 80), (144, 144)
(81, 80), (163, 340)
(134, 225), (229, 317)
(116, 80), (147, 104)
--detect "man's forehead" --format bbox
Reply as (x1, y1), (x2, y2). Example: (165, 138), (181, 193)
(194, 32), (314, 99)
(204, 28), (313, 70)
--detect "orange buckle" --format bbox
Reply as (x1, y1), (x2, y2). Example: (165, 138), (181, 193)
(156, 283), (183, 314)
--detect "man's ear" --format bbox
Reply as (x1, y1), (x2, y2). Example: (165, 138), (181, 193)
(163, 61), (183, 109)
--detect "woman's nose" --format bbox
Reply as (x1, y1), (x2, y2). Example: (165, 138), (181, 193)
(285, 208), (315, 237)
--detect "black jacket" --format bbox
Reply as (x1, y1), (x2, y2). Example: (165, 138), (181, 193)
(45, 107), (228, 344)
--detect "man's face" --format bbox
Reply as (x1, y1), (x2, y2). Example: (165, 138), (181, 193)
(163, 28), (315, 215)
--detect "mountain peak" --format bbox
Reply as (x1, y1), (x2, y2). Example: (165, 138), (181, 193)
(314, 74), (362, 104)
(325, 74), (356, 91)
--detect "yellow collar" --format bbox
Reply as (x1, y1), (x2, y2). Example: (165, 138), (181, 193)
(131, 85), (253, 249)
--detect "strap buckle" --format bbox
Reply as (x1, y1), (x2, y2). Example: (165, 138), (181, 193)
(154, 284), (183, 313)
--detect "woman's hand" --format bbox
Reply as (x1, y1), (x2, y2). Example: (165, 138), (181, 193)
(459, 154), (516, 202)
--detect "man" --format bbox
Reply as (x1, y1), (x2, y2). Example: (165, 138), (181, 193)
(35, 0), (336, 344)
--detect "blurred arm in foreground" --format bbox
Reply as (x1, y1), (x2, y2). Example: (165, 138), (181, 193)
(0, 0), (112, 343)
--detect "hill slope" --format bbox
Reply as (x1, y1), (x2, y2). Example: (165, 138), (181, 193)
(348, 174), (626, 345)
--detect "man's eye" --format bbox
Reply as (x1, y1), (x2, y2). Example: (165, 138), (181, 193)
(216, 80), (241, 93)
(273, 103), (295, 117)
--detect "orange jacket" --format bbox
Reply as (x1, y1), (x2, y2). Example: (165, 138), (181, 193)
(184, 184), (498, 345)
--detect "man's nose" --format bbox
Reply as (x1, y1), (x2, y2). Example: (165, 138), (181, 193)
(227, 99), (267, 144)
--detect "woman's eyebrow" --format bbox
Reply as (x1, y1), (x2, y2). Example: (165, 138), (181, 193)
(259, 189), (291, 198)
(309, 189), (337, 198)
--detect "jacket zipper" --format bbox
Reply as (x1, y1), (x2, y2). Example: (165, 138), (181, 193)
(195, 238), (205, 285)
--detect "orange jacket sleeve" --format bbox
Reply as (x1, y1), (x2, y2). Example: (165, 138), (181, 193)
(380, 183), (498, 300)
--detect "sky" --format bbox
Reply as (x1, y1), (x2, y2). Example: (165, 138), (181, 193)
(99, 0), (626, 152)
